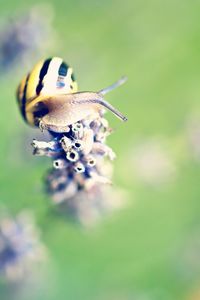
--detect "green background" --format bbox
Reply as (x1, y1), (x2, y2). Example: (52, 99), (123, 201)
(1, 0), (200, 299)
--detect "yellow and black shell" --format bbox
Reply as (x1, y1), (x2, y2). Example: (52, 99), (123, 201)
(17, 57), (78, 127)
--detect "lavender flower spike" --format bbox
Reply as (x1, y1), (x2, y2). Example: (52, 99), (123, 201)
(31, 87), (127, 224)
(0, 211), (47, 282)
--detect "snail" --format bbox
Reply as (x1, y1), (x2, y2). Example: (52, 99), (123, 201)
(17, 57), (127, 132)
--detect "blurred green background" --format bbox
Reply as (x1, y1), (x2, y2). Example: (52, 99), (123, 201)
(1, 0), (200, 299)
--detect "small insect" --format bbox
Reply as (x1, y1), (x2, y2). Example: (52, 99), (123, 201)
(17, 57), (127, 132)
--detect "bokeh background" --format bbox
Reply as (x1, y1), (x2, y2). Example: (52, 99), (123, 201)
(1, 0), (200, 299)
